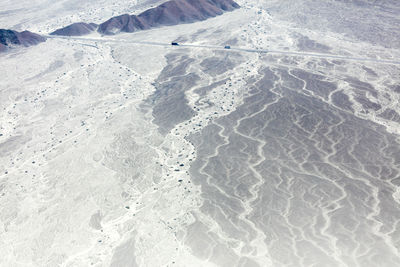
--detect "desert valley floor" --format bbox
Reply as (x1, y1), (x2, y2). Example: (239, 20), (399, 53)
(1, 0), (400, 266)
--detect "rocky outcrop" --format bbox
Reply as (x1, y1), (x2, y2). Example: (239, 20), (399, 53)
(50, 22), (98, 36)
(0, 29), (46, 52)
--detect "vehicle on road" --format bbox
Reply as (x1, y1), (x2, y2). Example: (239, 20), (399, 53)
(171, 42), (179, 46)
(224, 45), (231, 49)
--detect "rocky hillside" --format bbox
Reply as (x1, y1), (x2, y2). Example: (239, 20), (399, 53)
(0, 29), (46, 52)
(50, 22), (98, 36)
(52, 0), (239, 36)
(138, 0), (239, 27)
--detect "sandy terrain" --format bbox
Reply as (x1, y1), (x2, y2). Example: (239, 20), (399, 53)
(1, 0), (400, 266)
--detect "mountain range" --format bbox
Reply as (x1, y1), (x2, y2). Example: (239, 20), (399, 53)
(50, 22), (98, 36)
(52, 0), (240, 36)
(0, 0), (239, 52)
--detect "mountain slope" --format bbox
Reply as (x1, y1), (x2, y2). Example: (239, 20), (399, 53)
(50, 22), (98, 36)
(98, 14), (150, 35)
(0, 29), (46, 51)
(97, 0), (239, 35)
(51, 0), (239, 36)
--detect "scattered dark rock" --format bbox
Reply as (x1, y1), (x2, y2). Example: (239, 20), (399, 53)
(378, 108), (400, 123)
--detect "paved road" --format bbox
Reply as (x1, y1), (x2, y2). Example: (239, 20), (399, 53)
(45, 35), (400, 65)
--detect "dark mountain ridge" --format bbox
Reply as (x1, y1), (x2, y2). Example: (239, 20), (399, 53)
(50, 22), (98, 36)
(0, 29), (46, 52)
(52, 0), (239, 36)
(98, 14), (149, 35)
(100, 0), (239, 34)
(0, 0), (239, 53)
